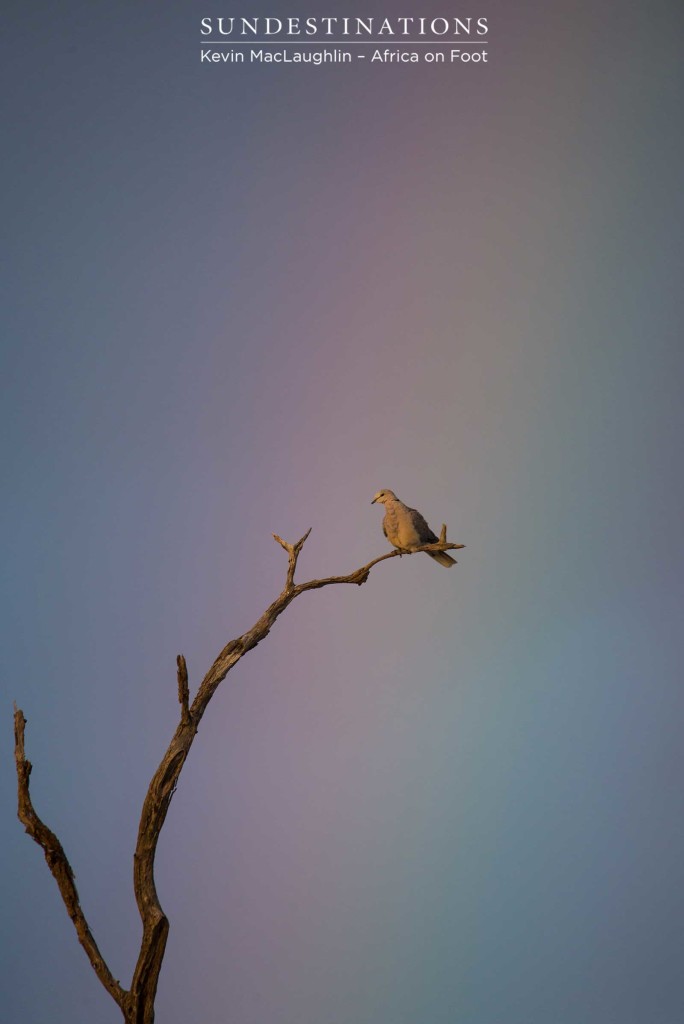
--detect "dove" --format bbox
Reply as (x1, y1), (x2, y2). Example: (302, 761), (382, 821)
(371, 489), (456, 568)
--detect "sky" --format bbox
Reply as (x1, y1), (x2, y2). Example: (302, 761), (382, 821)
(3, 2), (684, 1022)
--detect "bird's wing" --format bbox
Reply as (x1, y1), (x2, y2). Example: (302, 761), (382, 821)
(406, 506), (438, 544)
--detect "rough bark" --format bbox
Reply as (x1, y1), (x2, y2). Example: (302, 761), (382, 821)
(13, 707), (129, 1015)
(13, 528), (464, 1022)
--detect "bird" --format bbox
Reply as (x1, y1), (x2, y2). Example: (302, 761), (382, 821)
(371, 489), (456, 568)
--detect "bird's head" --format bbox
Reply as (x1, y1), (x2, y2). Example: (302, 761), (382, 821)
(371, 489), (397, 506)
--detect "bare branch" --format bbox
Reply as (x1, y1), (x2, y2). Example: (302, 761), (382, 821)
(176, 655), (190, 724)
(273, 527), (312, 589)
(15, 527), (464, 1023)
(13, 705), (128, 1013)
(294, 538), (464, 593)
(439, 523), (447, 544)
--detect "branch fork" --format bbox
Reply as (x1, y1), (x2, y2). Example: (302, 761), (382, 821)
(272, 527), (312, 589)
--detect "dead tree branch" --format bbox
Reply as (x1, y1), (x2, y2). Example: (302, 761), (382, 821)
(176, 655), (190, 724)
(14, 528), (464, 1023)
(13, 705), (128, 1014)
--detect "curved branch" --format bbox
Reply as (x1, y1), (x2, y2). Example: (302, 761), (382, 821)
(294, 538), (465, 594)
(129, 530), (465, 1018)
(13, 706), (128, 1012)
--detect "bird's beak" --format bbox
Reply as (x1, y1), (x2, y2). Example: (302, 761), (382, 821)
(371, 497), (377, 504)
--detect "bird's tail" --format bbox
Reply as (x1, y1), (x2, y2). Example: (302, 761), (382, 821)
(427, 550), (456, 568)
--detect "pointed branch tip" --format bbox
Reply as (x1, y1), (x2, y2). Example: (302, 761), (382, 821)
(177, 655), (190, 721)
(296, 527), (312, 548)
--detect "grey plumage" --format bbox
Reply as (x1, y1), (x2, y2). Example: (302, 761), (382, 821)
(371, 489), (456, 567)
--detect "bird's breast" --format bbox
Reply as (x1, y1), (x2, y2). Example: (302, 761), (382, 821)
(384, 505), (420, 548)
